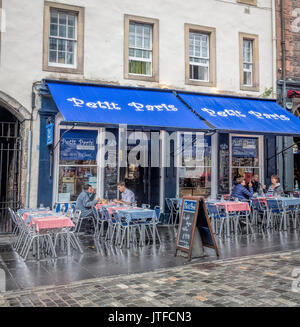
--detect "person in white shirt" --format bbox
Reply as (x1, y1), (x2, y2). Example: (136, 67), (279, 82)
(114, 182), (135, 206)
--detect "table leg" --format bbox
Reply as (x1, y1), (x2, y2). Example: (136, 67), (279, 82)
(127, 226), (130, 248)
(226, 212), (230, 237)
(67, 229), (71, 256)
(283, 208), (287, 231)
(153, 216), (156, 244)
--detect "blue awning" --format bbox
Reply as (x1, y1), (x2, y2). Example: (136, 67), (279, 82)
(46, 81), (212, 131)
(178, 93), (300, 135)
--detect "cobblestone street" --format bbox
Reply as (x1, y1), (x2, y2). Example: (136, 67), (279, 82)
(1, 249), (300, 307)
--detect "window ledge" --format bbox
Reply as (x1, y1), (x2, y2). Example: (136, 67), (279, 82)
(185, 78), (216, 87)
(124, 73), (158, 82)
(240, 85), (260, 92)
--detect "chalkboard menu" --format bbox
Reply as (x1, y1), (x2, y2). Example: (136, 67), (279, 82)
(175, 196), (218, 261)
(177, 199), (197, 249)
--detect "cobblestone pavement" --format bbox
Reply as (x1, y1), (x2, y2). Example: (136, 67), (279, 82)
(1, 249), (300, 307)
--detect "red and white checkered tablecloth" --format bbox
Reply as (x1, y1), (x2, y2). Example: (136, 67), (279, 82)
(216, 202), (250, 212)
(23, 211), (52, 221)
(30, 216), (74, 231)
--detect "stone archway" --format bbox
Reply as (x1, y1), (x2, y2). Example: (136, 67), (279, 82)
(0, 91), (31, 232)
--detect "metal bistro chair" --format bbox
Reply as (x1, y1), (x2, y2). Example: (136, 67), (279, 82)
(251, 198), (268, 230)
(165, 198), (174, 225)
(206, 202), (227, 237)
(73, 209), (96, 234)
(8, 208), (20, 248)
(20, 217), (57, 261)
(114, 211), (140, 248)
(266, 199), (284, 230)
(92, 206), (107, 240)
(103, 207), (118, 244)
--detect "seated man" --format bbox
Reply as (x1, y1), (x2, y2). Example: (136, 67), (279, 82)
(114, 181), (135, 206)
(75, 184), (100, 233)
(231, 177), (253, 202)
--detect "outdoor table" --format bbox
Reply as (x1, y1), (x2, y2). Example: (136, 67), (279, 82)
(275, 197), (300, 231)
(22, 211), (54, 224)
(216, 201), (251, 237)
(117, 208), (157, 247)
(29, 215), (75, 256)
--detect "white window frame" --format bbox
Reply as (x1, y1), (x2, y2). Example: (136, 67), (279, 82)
(48, 9), (78, 69)
(128, 21), (153, 77)
(189, 32), (210, 82)
(52, 115), (104, 207)
(243, 39), (253, 87)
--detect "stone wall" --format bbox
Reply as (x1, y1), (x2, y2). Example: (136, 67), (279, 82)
(276, 0), (300, 79)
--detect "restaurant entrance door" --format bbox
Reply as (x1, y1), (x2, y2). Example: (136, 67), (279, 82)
(119, 131), (160, 208)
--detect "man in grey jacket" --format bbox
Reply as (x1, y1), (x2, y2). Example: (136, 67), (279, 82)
(75, 184), (100, 233)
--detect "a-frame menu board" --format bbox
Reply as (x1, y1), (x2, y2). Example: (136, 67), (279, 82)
(175, 196), (218, 261)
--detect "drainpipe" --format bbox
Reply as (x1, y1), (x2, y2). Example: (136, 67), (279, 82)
(25, 130), (32, 208)
(280, 0), (286, 189)
(25, 82), (40, 208)
(271, 0), (277, 97)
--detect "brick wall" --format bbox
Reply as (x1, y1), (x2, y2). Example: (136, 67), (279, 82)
(277, 0), (300, 80)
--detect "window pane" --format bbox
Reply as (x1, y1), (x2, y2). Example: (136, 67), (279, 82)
(58, 39), (66, 51)
(129, 35), (135, 47)
(67, 40), (74, 53)
(49, 38), (57, 50)
(243, 71), (252, 86)
(243, 40), (252, 63)
(136, 36), (143, 48)
(144, 37), (150, 49)
(59, 13), (67, 25)
(58, 51), (66, 64)
(136, 24), (143, 36)
(129, 22), (135, 33)
(58, 166), (97, 202)
(129, 48), (134, 57)
(50, 23), (58, 36)
(68, 26), (75, 39)
(49, 50), (57, 63)
(190, 64), (208, 81)
(129, 60), (151, 75)
(50, 10), (58, 24)
(142, 50), (150, 59)
(67, 52), (74, 65)
(135, 49), (142, 58)
(59, 25), (66, 38)
(67, 15), (75, 26)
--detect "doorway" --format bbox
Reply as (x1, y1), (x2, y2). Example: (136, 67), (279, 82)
(0, 106), (21, 233)
(119, 130), (160, 208)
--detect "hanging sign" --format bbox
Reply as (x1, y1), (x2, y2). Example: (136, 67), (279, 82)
(60, 130), (98, 161)
(232, 137), (258, 158)
(46, 123), (54, 146)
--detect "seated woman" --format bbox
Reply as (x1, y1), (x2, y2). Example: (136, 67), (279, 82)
(231, 177), (253, 201)
(262, 175), (284, 197)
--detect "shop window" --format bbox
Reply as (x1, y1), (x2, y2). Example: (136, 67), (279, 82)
(43, 1), (84, 74)
(124, 14), (159, 82)
(231, 136), (260, 188)
(57, 129), (98, 202)
(178, 133), (212, 198)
